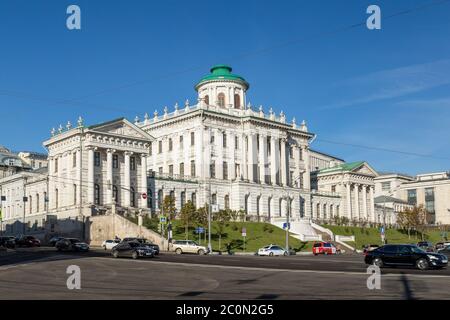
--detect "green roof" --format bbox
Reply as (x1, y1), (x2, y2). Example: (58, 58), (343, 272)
(318, 161), (365, 174)
(195, 65), (249, 89)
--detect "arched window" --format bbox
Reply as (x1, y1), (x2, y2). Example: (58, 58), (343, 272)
(113, 185), (119, 203)
(36, 194), (40, 213)
(244, 195), (249, 215)
(191, 192), (197, 207)
(130, 187), (136, 207)
(94, 184), (101, 205)
(256, 196), (261, 219)
(234, 94), (240, 109)
(180, 191), (186, 208)
(224, 195), (230, 209)
(217, 93), (225, 107)
(204, 95), (209, 105)
(29, 195), (32, 214)
(55, 189), (59, 209)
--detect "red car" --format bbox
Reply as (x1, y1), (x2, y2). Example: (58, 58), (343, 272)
(312, 242), (338, 255)
(16, 235), (41, 247)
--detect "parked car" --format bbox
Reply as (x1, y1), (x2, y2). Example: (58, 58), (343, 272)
(16, 235), (40, 247)
(121, 237), (160, 255)
(435, 242), (450, 251)
(417, 241), (435, 252)
(365, 244), (448, 270)
(257, 244), (288, 256)
(362, 244), (379, 254)
(112, 241), (155, 259)
(55, 238), (89, 252)
(313, 242), (338, 255)
(102, 239), (120, 250)
(49, 236), (65, 247)
(170, 240), (208, 255)
(437, 245), (450, 259)
(0, 236), (16, 249)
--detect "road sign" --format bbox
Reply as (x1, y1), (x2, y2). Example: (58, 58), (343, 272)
(159, 215), (167, 224)
(195, 227), (205, 234)
(242, 227), (246, 237)
(283, 222), (291, 230)
(141, 193), (147, 200)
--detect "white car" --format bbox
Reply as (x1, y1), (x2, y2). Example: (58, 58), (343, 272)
(170, 240), (208, 255)
(258, 244), (288, 256)
(102, 239), (120, 250)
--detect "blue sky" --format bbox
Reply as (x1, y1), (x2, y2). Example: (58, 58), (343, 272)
(0, 0), (449, 175)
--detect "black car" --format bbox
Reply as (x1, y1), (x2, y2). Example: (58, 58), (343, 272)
(365, 244), (448, 270)
(16, 235), (41, 247)
(0, 236), (16, 249)
(122, 237), (159, 255)
(112, 241), (155, 259)
(55, 238), (89, 252)
(49, 236), (65, 247)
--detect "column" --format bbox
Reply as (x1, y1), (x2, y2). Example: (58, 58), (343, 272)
(294, 146), (300, 187)
(106, 149), (114, 205)
(242, 133), (248, 180)
(270, 136), (279, 185)
(248, 133), (257, 182)
(87, 147), (95, 204)
(346, 182), (352, 219)
(354, 184), (360, 221)
(302, 146), (311, 190)
(362, 185), (368, 220)
(229, 132), (236, 180)
(280, 138), (287, 186)
(370, 186), (375, 222)
(76, 149), (82, 205)
(259, 134), (267, 184)
(123, 151), (131, 207)
(140, 154), (148, 208)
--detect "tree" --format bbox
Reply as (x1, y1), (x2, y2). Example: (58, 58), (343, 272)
(162, 195), (177, 221)
(213, 209), (231, 251)
(397, 205), (428, 239)
(179, 201), (196, 240)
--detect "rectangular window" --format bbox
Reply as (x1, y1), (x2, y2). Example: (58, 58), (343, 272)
(289, 147), (294, 159)
(425, 187), (435, 214)
(191, 160), (196, 177)
(179, 163), (184, 177)
(94, 152), (101, 167)
(73, 152), (77, 168)
(210, 161), (216, 178)
(158, 167), (163, 175)
(223, 162), (228, 180)
(54, 158), (58, 173)
(267, 137), (271, 156)
(407, 189), (417, 206)
(169, 164), (173, 176)
(331, 185), (336, 193)
(235, 136), (239, 150)
(113, 155), (119, 169)
(169, 138), (173, 151)
(158, 141), (163, 153)
(130, 157), (136, 170)
(381, 182), (391, 192)
(191, 132), (195, 146)
(210, 133), (215, 144)
(149, 142), (152, 156)
(179, 135), (184, 149)
(223, 133), (227, 148)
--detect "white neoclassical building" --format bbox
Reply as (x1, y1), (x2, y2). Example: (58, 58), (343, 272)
(0, 65), (385, 239)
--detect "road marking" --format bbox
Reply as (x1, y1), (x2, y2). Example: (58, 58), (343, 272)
(96, 257), (450, 279)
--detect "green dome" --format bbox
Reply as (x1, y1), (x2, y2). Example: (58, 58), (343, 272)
(195, 65), (249, 89)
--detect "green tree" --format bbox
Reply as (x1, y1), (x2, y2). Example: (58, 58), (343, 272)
(179, 200), (196, 240)
(162, 195), (177, 221)
(213, 209), (231, 251)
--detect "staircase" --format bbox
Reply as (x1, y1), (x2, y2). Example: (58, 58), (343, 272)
(270, 217), (322, 242)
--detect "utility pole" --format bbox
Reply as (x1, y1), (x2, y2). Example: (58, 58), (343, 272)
(208, 177), (212, 254)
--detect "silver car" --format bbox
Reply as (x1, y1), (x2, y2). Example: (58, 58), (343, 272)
(257, 244), (288, 256)
(171, 240), (208, 255)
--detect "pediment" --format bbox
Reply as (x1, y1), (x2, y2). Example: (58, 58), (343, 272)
(352, 163), (378, 176)
(88, 118), (154, 141)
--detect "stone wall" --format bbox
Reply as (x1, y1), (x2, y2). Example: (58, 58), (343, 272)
(87, 214), (168, 249)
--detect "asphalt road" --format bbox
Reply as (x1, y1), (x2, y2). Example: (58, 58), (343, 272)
(0, 247), (449, 299)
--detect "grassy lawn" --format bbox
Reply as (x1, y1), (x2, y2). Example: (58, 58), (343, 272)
(323, 224), (448, 249)
(137, 217), (312, 253)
